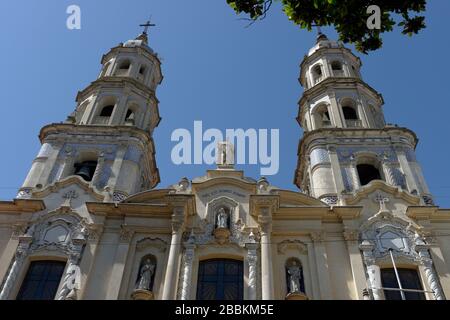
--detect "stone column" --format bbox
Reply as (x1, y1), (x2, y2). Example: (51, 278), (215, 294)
(258, 212), (274, 300)
(246, 232), (258, 300)
(111, 90), (130, 125)
(162, 207), (185, 300)
(328, 93), (344, 127)
(328, 146), (345, 195)
(306, 242), (321, 300)
(0, 235), (32, 300)
(415, 238), (445, 300)
(59, 152), (76, 180)
(343, 229), (367, 300)
(105, 226), (133, 299)
(106, 144), (127, 190)
(349, 157), (361, 190)
(360, 240), (382, 300)
(311, 231), (332, 299)
(180, 234), (196, 300)
(81, 93), (99, 124)
(91, 153), (105, 188)
(395, 147), (419, 193)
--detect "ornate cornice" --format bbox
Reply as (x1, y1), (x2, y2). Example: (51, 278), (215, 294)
(407, 206), (450, 222)
(86, 202), (170, 218)
(277, 239), (308, 254)
(0, 199), (45, 213)
(75, 77), (157, 104)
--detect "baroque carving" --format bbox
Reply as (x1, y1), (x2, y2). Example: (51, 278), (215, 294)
(320, 196), (338, 205)
(1, 212), (89, 300)
(277, 240), (308, 254)
(16, 188), (32, 199)
(136, 237), (167, 252)
(113, 191), (128, 202)
(310, 231), (325, 242)
(119, 226), (134, 242)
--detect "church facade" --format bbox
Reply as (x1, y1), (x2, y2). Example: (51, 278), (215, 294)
(0, 30), (450, 300)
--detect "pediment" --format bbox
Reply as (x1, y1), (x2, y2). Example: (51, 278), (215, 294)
(32, 177), (104, 213)
(32, 176), (104, 201)
(192, 176), (256, 194)
(344, 181), (420, 206)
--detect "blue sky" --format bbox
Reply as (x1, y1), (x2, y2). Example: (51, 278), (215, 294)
(0, 1), (449, 207)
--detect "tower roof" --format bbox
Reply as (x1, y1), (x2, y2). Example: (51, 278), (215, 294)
(123, 33), (154, 53)
(307, 32), (342, 57)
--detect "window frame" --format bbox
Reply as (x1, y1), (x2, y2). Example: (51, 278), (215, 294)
(15, 259), (67, 301)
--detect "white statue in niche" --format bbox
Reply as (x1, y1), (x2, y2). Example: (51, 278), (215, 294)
(216, 207), (229, 229)
(136, 258), (156, 291)
(287, 261), (302, 293)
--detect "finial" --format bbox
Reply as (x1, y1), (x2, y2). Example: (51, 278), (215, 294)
(312, 21), (328, 43)
(374, 194), (389, 213)
(137, 18), (156, 45)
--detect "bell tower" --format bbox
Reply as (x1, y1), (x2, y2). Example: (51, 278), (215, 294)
(17, 29), (163, 202)
(294, 33), (433, 206)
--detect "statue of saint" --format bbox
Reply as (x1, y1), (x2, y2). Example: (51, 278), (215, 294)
(217, 141), (234, 167)
(222, 147), (227, 165)
(287, 261), (302, 293)
(136, 258), (155, 291)
(216, 208), (228, 229)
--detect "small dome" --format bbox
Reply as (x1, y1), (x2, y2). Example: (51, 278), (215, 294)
(307, 33), (342, 57)
(123, 33), (154, 53)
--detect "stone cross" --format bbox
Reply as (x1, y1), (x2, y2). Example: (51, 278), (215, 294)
(140, 19), (156, 35)
(62, 190), (79, 207)
(375, 194), (389, 212)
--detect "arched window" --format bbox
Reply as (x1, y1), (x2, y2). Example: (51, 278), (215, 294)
(381, 268), (425, 300)
(331, 61), (344, 76)
(312, 65), (323, 85)
(99, 105), (114, 117)
(74, 160), (98, 182)
(342, 106), (358, 120)
(285, 258), (305, 296)
(341, 99), (360, 127)
(319, 109), (331, 128)
(115, 59), (131, 76)
(357, 163), (382, 186)
(196, 259), (243, 300)
(125, 109), (135, 124)
(314, 104), (332, 128)
(138, 65), (147, 81)
(16, 261), (66, 300)
(119, 60), (131, 70)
